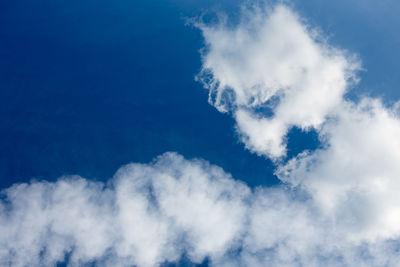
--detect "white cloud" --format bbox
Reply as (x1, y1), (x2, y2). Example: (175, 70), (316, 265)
(0, 153), (250, 267)
(234, 109), (287, 158)
(277, 98), (400, 241)
(2, 152), (400, 266)
(197, 4), (360, 158)
(194, 2), (400, 265)
(2, 3), (400, 267)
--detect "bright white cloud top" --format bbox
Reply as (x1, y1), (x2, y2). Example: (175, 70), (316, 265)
(2, 4), (400, 267)
(197, 5), (360, 158)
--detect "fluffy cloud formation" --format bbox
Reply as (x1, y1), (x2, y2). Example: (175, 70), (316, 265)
(277, 98), (400, 241)
(197, 5), (359, 158)
(0, 153), (249, 267)
(2, 3), (400, 267)
(2, 152), (400, 267)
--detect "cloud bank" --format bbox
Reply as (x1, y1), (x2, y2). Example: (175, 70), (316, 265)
(2, 3), (400, 267)
(2, 152), (400, 267)
(0, 153), (250, 266)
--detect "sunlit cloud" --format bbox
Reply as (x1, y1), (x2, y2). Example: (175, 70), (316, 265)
(2, 3), (400, 267)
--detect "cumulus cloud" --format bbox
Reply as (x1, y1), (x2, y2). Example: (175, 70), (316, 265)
(277, 98), (400, 241)
(0, 153), (249, 267)
(2, 152), (400, 267)
(197, 4), (360, 158)
(2, 3), (400, 267)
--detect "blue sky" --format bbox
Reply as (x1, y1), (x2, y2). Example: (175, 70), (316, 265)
(1, 0), (399, 189)
(1, 1), (400, 266)
(0, 0), (278, 189)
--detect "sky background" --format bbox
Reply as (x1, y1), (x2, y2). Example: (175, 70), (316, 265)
(1, 0), (399, 194)
(1, 1), (400, 266)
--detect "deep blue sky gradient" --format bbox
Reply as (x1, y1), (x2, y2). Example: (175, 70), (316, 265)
(0, 0), (276, 189)
(1, 0), (399, 190)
